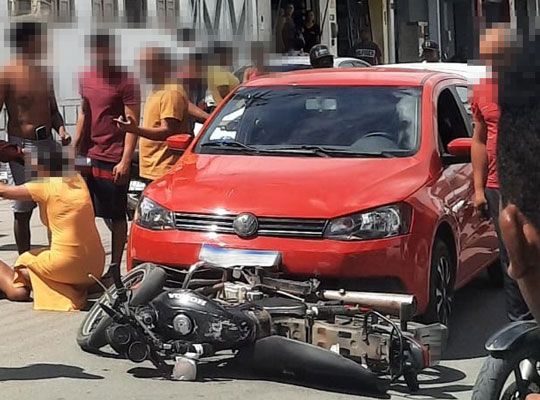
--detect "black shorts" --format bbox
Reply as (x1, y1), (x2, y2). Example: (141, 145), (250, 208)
(85, 159), (128, 220)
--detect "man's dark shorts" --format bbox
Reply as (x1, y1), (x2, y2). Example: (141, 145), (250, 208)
(85, 159), (128, 220)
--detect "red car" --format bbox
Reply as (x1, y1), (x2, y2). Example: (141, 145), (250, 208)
(128, 68), (499, 326)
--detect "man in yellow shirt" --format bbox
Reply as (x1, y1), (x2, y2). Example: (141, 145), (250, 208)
(207, 44), (240, 106)
(116, 47), (190, 181)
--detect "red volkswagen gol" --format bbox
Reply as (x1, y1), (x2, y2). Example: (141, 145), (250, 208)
(128, 68), (499, 325)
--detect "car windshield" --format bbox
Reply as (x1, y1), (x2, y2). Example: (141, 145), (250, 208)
(196, 86), (421, 158)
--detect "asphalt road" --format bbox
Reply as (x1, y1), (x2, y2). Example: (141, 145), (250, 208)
(0, 200), (509, 400)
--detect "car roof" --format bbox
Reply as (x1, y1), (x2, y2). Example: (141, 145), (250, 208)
(242, 67), (463, 87)
(267, 56), (370, 68)
(383, 62), (489, 83)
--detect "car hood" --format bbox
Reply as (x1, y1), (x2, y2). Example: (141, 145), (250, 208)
(145, 154), (428, 219)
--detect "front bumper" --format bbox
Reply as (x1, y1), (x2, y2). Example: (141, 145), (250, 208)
(127, 224), (431, 312)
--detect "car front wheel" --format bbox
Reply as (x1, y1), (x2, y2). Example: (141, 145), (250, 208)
(422, 239), (456, 327)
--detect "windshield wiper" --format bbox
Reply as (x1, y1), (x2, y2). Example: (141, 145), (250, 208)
(201, 140), (260, 154)
(272, 145), (397, 158)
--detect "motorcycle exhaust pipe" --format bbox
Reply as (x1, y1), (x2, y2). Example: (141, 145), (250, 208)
(321, 290), (417, 319)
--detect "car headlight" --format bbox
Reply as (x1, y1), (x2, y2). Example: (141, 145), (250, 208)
(135, 196), (175, 230)
(324, 203), (412, 241)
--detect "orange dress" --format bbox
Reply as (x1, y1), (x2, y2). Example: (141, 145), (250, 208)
(13, 174), (105, 311)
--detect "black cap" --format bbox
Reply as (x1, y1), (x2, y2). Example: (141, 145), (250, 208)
(310, 44), (334, 67)
(422, 40), (439, 51)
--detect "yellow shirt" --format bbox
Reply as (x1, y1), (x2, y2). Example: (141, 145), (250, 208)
(207, 66), (239, 106)
(14, 174), (105, 311)
(139, 83), (189, 181)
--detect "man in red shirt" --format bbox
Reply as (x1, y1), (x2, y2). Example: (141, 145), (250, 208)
(74, 33), (140, 270)
(472, 25), (530, 321)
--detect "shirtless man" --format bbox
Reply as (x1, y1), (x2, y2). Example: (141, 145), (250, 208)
(0, 22), (70, 254)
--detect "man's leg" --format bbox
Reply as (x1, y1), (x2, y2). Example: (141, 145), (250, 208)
(0, 261), (30, 301)
(485, 187), (532, 321)
(14, 211), (32, 254)
(111, 218), (127, 266)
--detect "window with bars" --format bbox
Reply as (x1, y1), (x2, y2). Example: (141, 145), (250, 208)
(125, 0), (147, 26)
(156, 0), (178, 19)
(92, 0), (118, 21)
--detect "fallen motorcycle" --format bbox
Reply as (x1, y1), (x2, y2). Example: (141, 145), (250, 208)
(472, 321), (540, 399)
(78, 245), (447, 394)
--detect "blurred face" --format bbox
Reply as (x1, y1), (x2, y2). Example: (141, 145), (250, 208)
(140, 49), (170, 83)
(307, 12), (315, 22)
(286, 4), (294, 17)
(479, 24), (510, 67)
(22, 33), (46, 58)
(424, 49), (439, 62)
(91, 45), (114, 68)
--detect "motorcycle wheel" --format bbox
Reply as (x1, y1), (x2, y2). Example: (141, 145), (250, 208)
(77, 263), (167, 354)
(472, 346), (540, 400)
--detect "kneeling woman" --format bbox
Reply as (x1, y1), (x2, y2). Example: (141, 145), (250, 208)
(0, 142), (105, 311)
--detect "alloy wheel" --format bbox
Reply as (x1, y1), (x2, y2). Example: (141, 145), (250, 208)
(435, 255), (453, 326)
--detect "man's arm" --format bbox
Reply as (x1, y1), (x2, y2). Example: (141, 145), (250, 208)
(0, 140), (24, 164)
(49, 84), (71, 145)
(188, 102), (210, 122)
(0, 183), (32, 201)
(471, 106), (489, 211)
(117, 116), (185, 141)
(73, 98), (86, 153)
(112, 103), (140, 185)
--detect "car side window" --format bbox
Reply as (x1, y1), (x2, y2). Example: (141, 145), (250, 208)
(339, 61), (353, 68)
(437, 87), (470, 154)
(455, 86), (473, 128)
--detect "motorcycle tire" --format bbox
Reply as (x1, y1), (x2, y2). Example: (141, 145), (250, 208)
(77, 263), (167, 354)
(472, 346), (540, 400)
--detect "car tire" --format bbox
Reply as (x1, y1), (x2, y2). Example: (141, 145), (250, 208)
(422, 238), (456, 328)
(487, 259), (505, 288)
(77, 263), (167, 354)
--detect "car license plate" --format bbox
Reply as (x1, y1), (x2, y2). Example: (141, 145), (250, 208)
(199, 244), (281, 268)
(129, 180), (146, 191)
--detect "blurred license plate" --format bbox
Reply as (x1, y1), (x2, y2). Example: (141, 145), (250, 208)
(129, 180), (146, 191)
(199, 245), (281, 268)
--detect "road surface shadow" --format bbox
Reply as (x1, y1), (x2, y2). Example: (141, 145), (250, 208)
(391, 366), (471, 399)
(0, 363), (104, 381)
(128, 357), (391, 398)
(444, 272), (507, 360)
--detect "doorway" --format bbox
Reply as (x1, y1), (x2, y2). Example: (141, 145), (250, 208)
(336, 0), (372, 57)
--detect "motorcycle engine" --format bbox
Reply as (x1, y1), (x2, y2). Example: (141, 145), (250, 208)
(151, 289), (270, 351)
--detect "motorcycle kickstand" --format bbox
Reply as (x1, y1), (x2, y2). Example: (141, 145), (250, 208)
(404, 371), (420, 392)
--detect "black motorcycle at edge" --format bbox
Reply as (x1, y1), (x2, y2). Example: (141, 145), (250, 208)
(78, 245), (447, 394)
(473, 320), (540, 399)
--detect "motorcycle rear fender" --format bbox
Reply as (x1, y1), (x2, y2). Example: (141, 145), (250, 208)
(485, 321), (540, 356)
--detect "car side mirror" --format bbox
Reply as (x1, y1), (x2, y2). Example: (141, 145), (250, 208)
(166, 134), (193, 154)
(444, 138), (472, 164)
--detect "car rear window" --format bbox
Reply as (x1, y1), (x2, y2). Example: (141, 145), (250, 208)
(195, 86), (421, 158)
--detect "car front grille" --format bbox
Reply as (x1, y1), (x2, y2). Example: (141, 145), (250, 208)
(174, 212), (327, 239)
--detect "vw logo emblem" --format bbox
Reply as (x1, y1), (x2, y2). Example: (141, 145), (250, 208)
(233, 213), (259, 238)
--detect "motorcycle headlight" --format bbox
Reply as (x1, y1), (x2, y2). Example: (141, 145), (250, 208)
(135, 196), (175, 230)
(324, 203), (412, 241)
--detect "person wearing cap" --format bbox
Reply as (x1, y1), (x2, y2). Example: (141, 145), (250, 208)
(309, 44), (334, 69)
(422, 40), (441, 62)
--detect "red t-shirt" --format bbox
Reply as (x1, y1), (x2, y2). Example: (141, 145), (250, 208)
(79, 68), (140, 163)
(472, 78), (500, 189)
